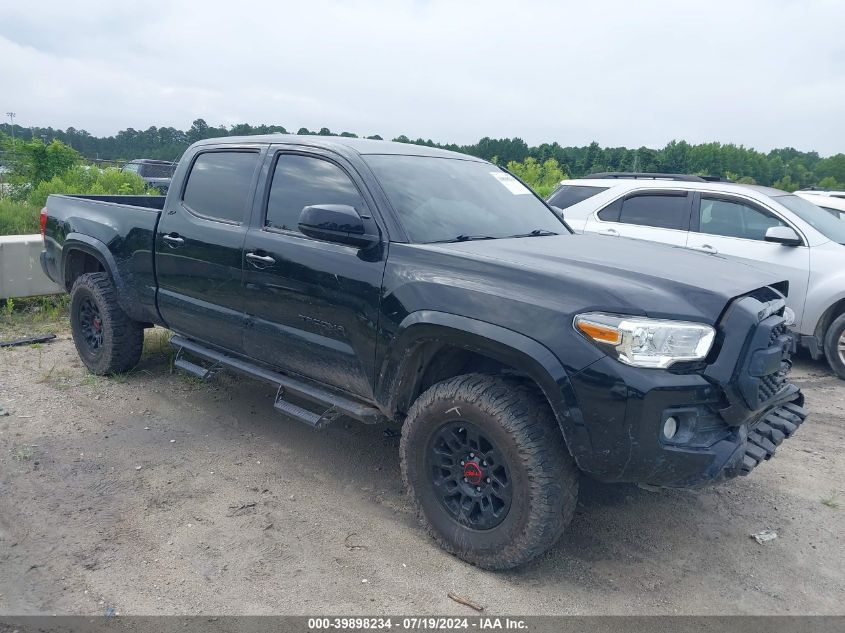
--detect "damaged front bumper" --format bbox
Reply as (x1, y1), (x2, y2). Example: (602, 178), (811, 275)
(564, 292), (809, 488)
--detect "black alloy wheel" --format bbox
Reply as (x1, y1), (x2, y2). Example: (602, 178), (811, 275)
(427, 420), (512, 530)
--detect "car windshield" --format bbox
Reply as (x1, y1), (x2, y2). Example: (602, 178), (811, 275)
(775, 194), (845, 244)
(363, 155), (567, 243)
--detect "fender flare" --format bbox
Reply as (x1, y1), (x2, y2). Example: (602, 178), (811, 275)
(61, 233), (138, 319)
(377, 310), (586, 453)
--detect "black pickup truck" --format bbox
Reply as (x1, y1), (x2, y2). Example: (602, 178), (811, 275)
(41, 135), (807, 569)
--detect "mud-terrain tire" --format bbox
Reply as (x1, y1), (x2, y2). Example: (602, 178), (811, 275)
(70, 272), (144, 375)
(400, 373), (578, 570)
(823, 313), (845, 380)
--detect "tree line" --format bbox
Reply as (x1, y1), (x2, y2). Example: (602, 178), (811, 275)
(2, 119), (844, 191)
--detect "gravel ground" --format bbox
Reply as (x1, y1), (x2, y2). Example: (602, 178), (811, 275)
(0, 327), (843, 615)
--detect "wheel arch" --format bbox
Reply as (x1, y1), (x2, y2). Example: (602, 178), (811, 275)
(811, 295), (845, 346)
(61, 233), (151, 323)
(377, 311), (583, 453)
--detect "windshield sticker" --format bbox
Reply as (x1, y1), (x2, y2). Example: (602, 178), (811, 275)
(491, 172), (532, 195)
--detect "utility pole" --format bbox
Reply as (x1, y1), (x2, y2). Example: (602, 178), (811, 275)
(5, 112), (16, 149)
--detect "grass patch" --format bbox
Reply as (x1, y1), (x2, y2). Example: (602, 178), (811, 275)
(37, 365), (79, 389)
(0, 198), (41, 235)
(0, 294), (69, 340)
(821, 493), (840, 509)
(12, 446), (36, 461)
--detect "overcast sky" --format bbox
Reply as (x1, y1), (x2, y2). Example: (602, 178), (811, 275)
(2, 0), (844, 155)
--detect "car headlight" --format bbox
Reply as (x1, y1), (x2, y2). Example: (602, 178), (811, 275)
(574, 313), (716, 368)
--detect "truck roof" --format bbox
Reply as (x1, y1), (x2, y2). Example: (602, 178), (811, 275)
(192, 134), (481, 161)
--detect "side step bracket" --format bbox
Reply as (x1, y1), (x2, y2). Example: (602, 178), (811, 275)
(173, 346), (220, 380)
(170, 335), (385, 428)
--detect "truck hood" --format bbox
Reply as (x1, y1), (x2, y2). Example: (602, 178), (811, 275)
(418, 234), (785, 325)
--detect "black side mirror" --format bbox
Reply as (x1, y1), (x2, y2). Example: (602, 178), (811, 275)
(764, 226), (802, 247)
(298, 204), (379, 249)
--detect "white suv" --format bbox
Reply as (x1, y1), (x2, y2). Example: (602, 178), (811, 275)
(795, 189), (845, 220)
(547, 173), (845, 378)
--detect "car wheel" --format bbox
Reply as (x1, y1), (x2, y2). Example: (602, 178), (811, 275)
(823, 312), (845, 380)
(70, 272), (144, 375)
(400, 373), (578, 570)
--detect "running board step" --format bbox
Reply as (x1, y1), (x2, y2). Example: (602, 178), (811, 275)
(174, 357), (216, 380)
(170, 335), (385, 427)
(273, 397), (340, 430)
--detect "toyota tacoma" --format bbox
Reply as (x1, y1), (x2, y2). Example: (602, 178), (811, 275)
(40, 135), (808, 569)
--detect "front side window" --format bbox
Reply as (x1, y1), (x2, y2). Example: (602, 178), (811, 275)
(182, 151), (260, 223)
(363, 155), (565, 243)
(698, 197), (785, 241)
(122, 163), (140, 174)
(265, 154), (365, 232)
(547, 184), (608, 210)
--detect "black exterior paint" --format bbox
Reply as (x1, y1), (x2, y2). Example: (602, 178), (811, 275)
(41, 135), (804, 488)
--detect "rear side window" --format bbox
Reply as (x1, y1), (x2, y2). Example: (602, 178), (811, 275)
(599, 192), (690, 230)
(820, 205), (845, 220)
(182, 151), (260, 223)
(697, 197), (785, 241)
(142, 163), (175, 178)
(547, 185), (608, 210)
(265, 154), (365, 233)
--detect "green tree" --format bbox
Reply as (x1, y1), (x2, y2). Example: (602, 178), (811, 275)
(507, 157), (566, 197)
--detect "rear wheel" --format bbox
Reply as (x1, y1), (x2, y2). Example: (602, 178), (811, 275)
(400, 374), (578, 570)
(70, 272), (144, 375)
(823, 313), (845, 380)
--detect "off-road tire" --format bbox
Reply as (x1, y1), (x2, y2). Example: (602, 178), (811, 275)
(70, 272), (144, 375)
(400, 373), (578, 570)
(823, 313), (845, 380)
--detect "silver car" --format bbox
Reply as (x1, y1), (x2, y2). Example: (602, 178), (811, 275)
(548, 173), (845, 379)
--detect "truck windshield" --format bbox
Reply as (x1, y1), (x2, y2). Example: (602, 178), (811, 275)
(775, 194), (845, 245)
(363, 155), (567, 243)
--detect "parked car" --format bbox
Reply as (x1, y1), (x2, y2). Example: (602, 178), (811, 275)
(121, 159), (176, 193)
(40, 138), (806, 569)
(795, 189), (845, 220)
(549, 173), (845, 379)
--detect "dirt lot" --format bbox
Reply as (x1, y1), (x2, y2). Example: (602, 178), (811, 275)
(1, 325), (843, 616)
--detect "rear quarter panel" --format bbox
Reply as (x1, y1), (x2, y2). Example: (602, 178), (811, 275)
(44, 195), (164, 323)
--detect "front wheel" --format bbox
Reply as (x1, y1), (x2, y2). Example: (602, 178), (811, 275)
(70, 272), (144, 375)
(400, 374), (579, 570)
(823, 313), (845, 380)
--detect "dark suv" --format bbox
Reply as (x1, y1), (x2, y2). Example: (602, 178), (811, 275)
(121, 159), (176, 193)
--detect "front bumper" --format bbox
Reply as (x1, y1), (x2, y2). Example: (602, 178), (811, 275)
(565, 292), (808, 487)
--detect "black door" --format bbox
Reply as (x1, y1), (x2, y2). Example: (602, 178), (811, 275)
(241, 147), (386, 399)
(156, 148), (263, 352)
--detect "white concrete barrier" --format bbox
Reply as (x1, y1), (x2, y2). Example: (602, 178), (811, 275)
(0, 234), (63, 299)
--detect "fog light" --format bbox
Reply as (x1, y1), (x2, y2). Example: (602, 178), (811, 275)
(663, 416), (678, 440)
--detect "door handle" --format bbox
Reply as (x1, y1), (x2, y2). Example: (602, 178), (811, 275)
(597, 228), (619, 236)
(162, 233), (185, 247)
(246, 252), (276, 266)
(692, 244), (718, 254)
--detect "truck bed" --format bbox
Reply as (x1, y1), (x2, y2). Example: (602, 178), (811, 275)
(41, 194), (167, 324)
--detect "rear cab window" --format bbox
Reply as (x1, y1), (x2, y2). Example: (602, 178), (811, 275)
(598, 191), (691, 230)
(182, 151), (261, 223)
(548, 185), (608, 210)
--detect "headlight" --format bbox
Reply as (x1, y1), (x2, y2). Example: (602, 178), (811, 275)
(574, 313), (716, 368)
